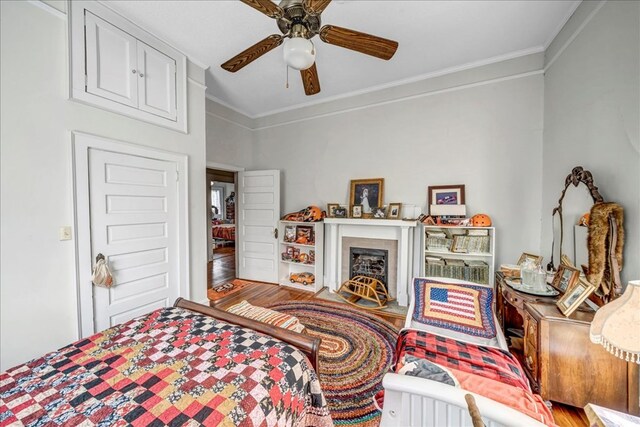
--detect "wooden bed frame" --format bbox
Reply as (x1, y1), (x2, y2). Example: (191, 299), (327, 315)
(174, 298), (321, 371)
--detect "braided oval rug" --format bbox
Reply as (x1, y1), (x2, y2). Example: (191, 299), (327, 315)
(268, 300), (399, 426)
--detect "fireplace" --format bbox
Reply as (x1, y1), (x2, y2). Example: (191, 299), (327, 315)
(349, 247), (389, 285)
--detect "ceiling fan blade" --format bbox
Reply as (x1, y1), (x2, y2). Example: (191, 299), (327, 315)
(240, 0), (283, 19)
(300, 63), (320, 96)
(319, 25), (398, 60)
(221, 35), (283, 73)
(303, 0), (332, 15)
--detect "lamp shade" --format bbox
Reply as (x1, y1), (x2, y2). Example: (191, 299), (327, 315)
(283, 37), (315, 70)
(590, 280), (640, 363)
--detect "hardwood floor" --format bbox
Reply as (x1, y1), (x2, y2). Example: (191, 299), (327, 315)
(207, 280), (587, 426)
(208, 246), (236, 288)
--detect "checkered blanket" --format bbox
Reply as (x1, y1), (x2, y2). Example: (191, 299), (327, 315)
(0, 307), (333, 427)
(395, 329), (529, 390)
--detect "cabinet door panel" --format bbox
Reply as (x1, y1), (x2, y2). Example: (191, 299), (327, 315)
(85, 11), (138, 107)
(137, 41), (177, 121)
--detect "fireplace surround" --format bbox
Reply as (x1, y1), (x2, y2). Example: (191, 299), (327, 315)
(324, 218), (418, 306)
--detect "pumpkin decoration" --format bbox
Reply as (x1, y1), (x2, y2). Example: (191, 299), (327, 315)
(578, 212), (590, 227)
(471, 213), (492, 227)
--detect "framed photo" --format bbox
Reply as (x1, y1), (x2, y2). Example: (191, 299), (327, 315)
(372, 206), (386, 219)
(557, 278), (596, 316)
(551, 264), (581, 294)
(518, 253), (544, 267)
(327, 203), (339, 218)
(350, 178), (384, 216)
(334, 207), (348, 218)
(428, 185), (465, 207)
(284, 225), (296, 243)
(351, 204), (363, 218)
(387, 203), (402, 219)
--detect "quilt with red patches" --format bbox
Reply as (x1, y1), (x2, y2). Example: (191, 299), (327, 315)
(0, 307), (332, 427)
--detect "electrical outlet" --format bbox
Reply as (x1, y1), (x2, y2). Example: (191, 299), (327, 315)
(59, 226), (72, 241)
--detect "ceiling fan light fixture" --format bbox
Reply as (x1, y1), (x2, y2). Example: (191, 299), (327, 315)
(283, 37), (316, 70)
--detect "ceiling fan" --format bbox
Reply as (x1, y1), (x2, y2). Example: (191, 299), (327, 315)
(221, 0), (399, 96)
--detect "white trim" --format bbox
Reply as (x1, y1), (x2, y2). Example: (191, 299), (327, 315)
(252, 46), (544, 119)
(543, 0), (583, 49)
(253, 70), (544, 131)
(205, 109), (253, 131)
(206, 161), (245, 172)
(544, 0), (606, 72)
(27, 0), (66, 19)
(188, 77), (207, 91)
(205, 93), (255, 120)
(72, 131), (190, 338)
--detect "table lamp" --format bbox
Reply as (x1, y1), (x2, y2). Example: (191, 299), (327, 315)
(590, 280), (640, 363)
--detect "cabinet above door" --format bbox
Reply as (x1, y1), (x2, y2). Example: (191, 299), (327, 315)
(70, 1), (186, 132)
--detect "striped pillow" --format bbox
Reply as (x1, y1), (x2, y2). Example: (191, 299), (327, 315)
(226, 300), (306, 333)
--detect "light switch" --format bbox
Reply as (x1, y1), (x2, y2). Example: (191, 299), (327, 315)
(59, 226), (72, 241)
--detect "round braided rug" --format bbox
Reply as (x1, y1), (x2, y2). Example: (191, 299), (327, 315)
(268, 300), (399, 426)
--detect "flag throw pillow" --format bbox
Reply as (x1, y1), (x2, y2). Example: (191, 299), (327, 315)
(412, 278), (496, 338)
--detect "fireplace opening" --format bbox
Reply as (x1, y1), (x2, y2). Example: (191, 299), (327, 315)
(349, 247), (388, 285)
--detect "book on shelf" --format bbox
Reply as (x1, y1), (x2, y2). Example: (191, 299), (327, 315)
(467, 228), (489, 236)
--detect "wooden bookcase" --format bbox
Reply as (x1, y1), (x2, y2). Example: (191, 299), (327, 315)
(278, 221), (324, 292)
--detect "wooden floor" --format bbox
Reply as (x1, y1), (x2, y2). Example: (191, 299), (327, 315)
(207, 280), (586, 426)
(207, 246), (236, 288)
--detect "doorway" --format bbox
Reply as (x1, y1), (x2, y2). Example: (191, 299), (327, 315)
(206, 168), (237, 291)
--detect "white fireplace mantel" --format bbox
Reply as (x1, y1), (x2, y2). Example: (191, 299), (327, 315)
(324, 218), (418, 306)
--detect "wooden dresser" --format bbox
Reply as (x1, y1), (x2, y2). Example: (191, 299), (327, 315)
(496, 273), (639, 414)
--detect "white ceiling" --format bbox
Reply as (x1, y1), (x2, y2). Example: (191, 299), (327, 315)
(105, 0), (580, 118)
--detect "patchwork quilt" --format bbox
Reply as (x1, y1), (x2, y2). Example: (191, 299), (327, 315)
(0, 307), (333, 427)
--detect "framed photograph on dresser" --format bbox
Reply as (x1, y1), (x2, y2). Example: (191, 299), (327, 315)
(557, 277), (596, 316)
(551, 264), (581, 294)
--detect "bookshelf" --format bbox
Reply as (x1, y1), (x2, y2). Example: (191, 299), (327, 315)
(420, 225), (496, 287)
(278, 220), (324, 292)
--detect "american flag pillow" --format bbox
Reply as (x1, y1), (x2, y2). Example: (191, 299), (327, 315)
(412, 278), (496, 338)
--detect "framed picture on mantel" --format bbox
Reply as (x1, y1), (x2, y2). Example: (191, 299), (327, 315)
(350, 178), (384, 217)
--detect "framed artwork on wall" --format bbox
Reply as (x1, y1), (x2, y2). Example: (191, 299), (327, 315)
(350, 178), (384, 217)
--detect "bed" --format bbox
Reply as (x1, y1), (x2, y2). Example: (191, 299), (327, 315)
(0, 299), (332, 426)
(380, 278), (554, 427)
(212, 223), (235, 245)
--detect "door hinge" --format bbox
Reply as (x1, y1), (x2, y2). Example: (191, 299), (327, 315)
(274, 228), (278, 239)
(176, 171), (179, 182)
(84, 74), (88, 89)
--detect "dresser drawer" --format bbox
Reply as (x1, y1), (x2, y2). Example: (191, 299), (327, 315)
(502, 287), (524, 311)
(524, 312), (538, 347)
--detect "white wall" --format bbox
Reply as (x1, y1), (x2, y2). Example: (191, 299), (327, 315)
(251, 74), (545, 268)
(0, 1), (207, 370)
(206, 98), (254, 169)
(541, 0), (640, 283)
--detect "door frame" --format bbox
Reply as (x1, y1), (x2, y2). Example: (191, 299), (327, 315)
(206, 162), (244, 272)
(72, 131), (190, 338)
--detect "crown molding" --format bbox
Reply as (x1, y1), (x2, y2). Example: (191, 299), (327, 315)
(544, 0), (606, 72)
(249, 46), (544, 120)
(252, 69), (544, 131)
(205, 110), (253, 131)
(27, 1), (66, 20)
(543, 0), (582, 49)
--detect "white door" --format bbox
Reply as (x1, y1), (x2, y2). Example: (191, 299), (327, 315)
(137, 41), (177, 121)
(237, 170), (280, 283)
(88, 148), (179, 332)
(85, 11), (138, 107)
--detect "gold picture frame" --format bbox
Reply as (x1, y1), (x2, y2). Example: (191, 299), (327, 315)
(349, 178), (384, 218)
(550, 263), (581, 294)
(387, 203), (402, 219)
(351, 204), (363, 218)
(517, 252), (543, 267)
(557, 277), (596, 316)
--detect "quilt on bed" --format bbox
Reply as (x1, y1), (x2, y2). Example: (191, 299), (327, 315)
(0, 307), (333, 427)
(212, 225), (235, 241)
(395, 329), (555, 426)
